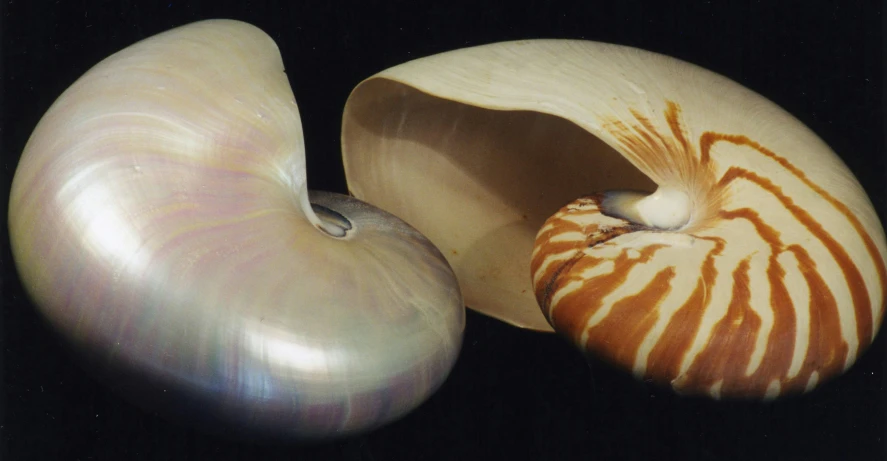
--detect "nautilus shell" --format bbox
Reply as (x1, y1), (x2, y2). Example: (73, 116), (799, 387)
(9, 19), (886, 442)
(342, 41), (887, 398)
(8, 20), (464, 438)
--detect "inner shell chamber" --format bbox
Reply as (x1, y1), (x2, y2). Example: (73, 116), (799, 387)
(342, 79), (656, 331)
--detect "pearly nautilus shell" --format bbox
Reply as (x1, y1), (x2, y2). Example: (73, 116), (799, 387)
(342, 40), (887, 398)
(8, 20), (464, 438)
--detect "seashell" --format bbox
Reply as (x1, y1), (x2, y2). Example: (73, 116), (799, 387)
(341, 40), (887, 398)
(7, 20), (465, 438)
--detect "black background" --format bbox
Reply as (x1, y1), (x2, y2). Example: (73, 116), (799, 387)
(1, 1), (884, 460)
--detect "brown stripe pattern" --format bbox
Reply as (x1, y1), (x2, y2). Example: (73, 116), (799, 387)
(531, 102), (886, 399)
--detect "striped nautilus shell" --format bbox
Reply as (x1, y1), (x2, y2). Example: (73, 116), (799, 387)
(8, 20), (464, 438)
(342, 40), (887, 398)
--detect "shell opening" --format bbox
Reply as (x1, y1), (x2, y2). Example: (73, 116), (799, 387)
(342, 79), (657, 330)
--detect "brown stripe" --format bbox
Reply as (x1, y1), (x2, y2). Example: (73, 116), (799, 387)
(746, 245), (797, 393)
(603, 118), (669, 180)
(584, 267), (676, 369)
(706, 207), (844, 394)
(677, 257), (763, 396)
(645, 237), (724, 384)
(629, 109), (672, 155)
(717, 167), (872, 352)
(714, 208), (796, 394)
(534, 251), (583, 319)
(546, 245), (668, 346)
(664, 101), (691, 154)
(783, 244), (848, 390)
(702, 133), (884, 347)
(532, 196), (648, 317)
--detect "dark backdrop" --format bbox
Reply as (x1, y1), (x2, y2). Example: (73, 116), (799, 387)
(1, 1), (884, 460)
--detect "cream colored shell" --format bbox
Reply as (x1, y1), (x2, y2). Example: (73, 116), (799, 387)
(341, 40), (887, 397)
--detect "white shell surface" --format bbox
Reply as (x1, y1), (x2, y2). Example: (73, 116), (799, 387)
(8, 20), (464, 438)
(341, 40), (887, 396)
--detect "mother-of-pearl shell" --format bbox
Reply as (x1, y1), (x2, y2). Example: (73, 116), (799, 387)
(8, 20), (464, 438)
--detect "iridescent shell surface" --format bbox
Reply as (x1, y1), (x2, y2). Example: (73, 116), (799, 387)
(8, 20), (465, 438)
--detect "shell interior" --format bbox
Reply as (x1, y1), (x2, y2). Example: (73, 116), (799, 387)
(343, 80), (656, 331)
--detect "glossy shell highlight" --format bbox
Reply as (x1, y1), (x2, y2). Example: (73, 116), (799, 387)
(8, 20), (465, 438)
(341, 40), (887, 397)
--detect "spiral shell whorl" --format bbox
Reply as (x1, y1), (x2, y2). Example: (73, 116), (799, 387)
(338, 37), (885, 397)
(9, 20), (465, 438)
(532, 102), (886, 399)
